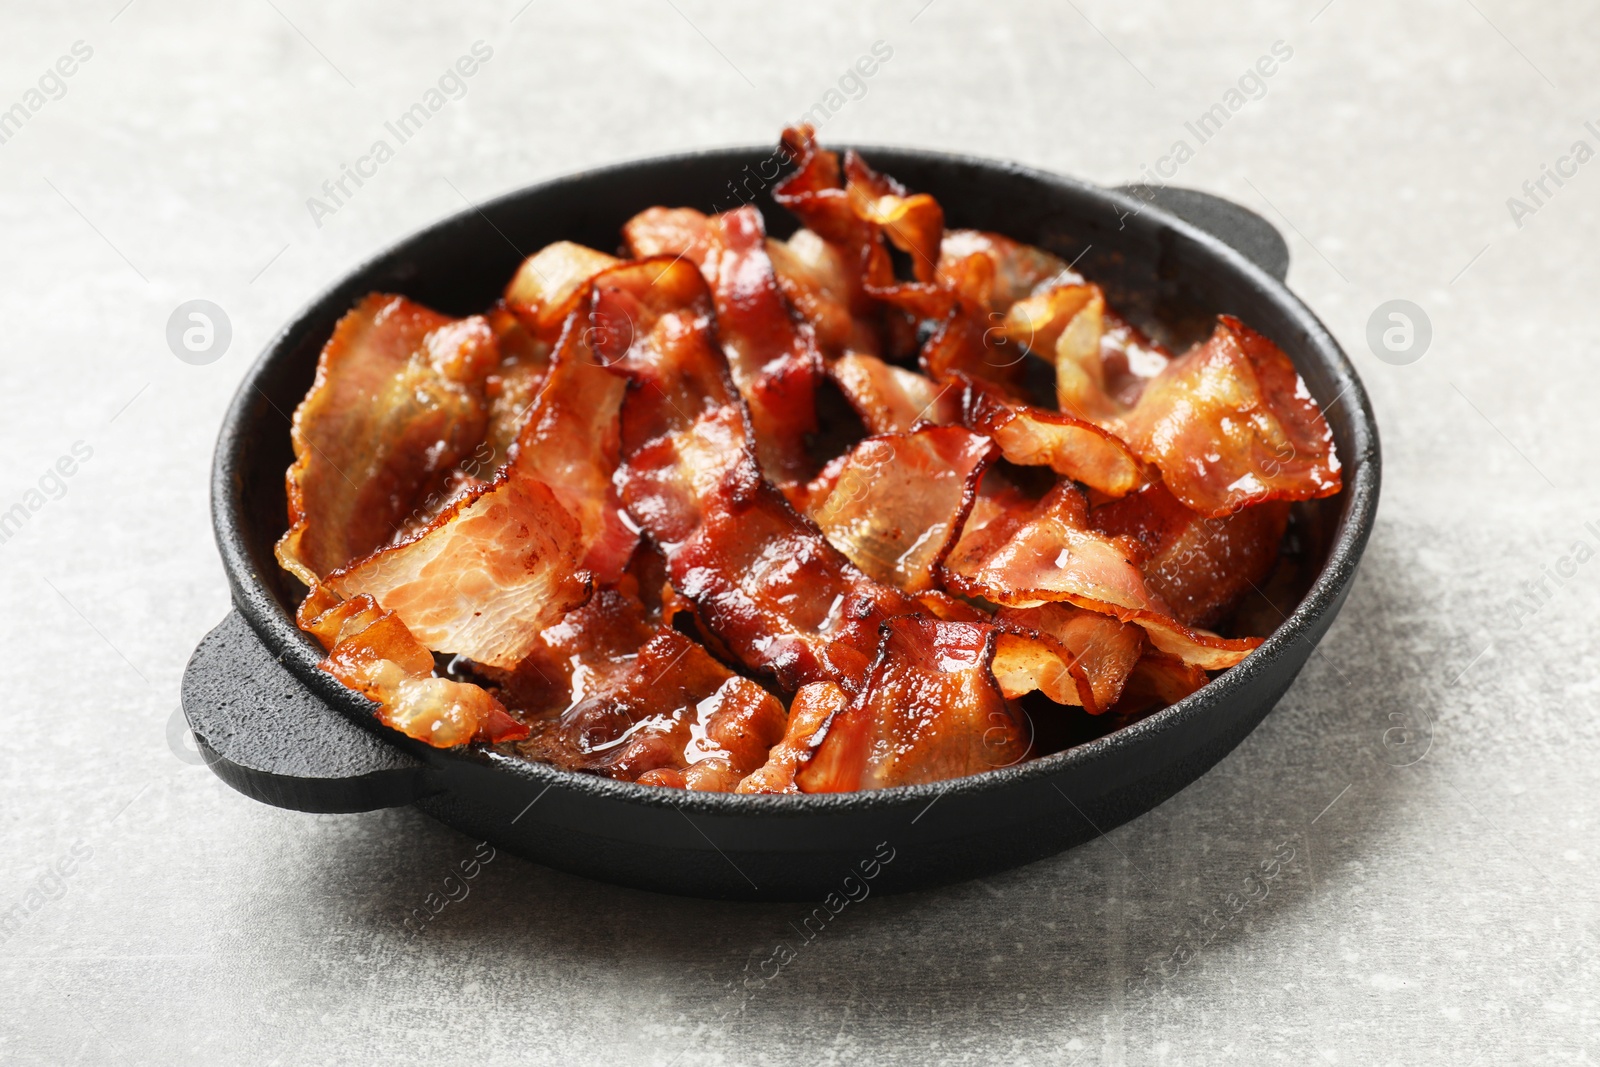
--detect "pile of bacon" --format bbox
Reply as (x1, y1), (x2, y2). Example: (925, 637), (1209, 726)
(275, 128), (1340, 794)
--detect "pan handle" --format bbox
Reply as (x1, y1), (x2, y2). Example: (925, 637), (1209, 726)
(1112, 184), (1290, 283)
(181, 610), (434, 813)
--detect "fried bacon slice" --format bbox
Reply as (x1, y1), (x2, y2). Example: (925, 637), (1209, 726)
(962, 382), (1146, 497)
(773, 127), (894, 291)
(602, 251), (931, 692)
(277, 294), (500, 584)
(625, 205), (823, 482)
(310, 594), (528, 747)
(507, 320), (637, 584)
(698, 206), (824, 482)
(620, 404), (923, 692)
(1116, 316), (1341, 517)
(481, 577), (773, 790)
(324, 468), (591, 670)
(841, 150), (944, 285)
(862, 284), (1139, 491)
(590, 257), (740, 449)
(942, 478), (1261, 671)
(1006, 283), (1172, 417)
(868, 274), (1031, 399)
(621, 206), (711, 263)
(504, 241), (620, 341)
(1109, 648), (1211, 720)
(773, 126), (930, 359)
(828, 352), (960, 433)
(287, 281), (634, 711)
(795, 617), (1030, 792)
(509, 601), (787, 791)
(828, 351), (1144, 497)
(766, 228), (874, 357)
(1091, 480), (1290, 629)
(1015, 287), (1340, 517)
(991, 603), (1145, 714)
(480, 305), (553, 474)
(735, 681), (849, 794)
(801, 425), (996, 593)
(486, 586), (656, 717)
(937, 229), (1080, 313)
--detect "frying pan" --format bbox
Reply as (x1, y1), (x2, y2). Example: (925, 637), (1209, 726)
(183, 146), (1380, 900)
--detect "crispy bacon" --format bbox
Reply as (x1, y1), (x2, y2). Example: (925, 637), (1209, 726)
(795, 617), (1029, 791)
(865, 283), (1136, 495)
(773, 126), (923, 359)
(277, 294), (499, 584)
(624, 199), (869, 368)
(620, 404), (923, 692)
(513, 622), (787, 792)
(937, 229), (1079, 313)
(828, 352), (959, 433)
(621, 206), (711, 263)
(481, 305), (553, 474)
(841, 150), (944, 284)
(801, 426), (995, 593)
(279, 130), (1330, 775)
(589, 257), (739, 450)
(992, 603), (1144, 714)
(773, 127), (892, 288)
(508, 320), (637, 584)
(736, 682), (849, 794)
(766, 228), (873, 357)
(989, 631), (1088, 708)
(625, 204), (823, 482)
(324, 469), (591, 670)
(963, 382), (1146, 496)
(828, 351), (1144, 496)
(1107, 648), (1211, 720)
(1116, 316), (1341, 517)
(1019, 288), (1340, 517)
(698, 206), (824, 482)
(782, 446), (1146, 709)
(942, 479), (1261, 670)
(600, 245), (932, 692)
(476, 550), (791, 794)
(869, 280), (1030, 399)
(312, 594), (528, 747)
(504, 241), (620, 341)
(1007, 284), (1173, 416)
(1091, 480), (1290, 629)
(486, 587), (657, 717)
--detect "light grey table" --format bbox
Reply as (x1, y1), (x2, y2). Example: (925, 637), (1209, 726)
(2, 1), (1595, 1063)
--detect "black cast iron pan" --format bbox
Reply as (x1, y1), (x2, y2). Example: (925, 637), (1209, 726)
(183, 146), (1380, 901)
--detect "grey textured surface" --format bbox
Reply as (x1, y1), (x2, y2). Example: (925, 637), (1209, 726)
(1, 1), (1595, 1063)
